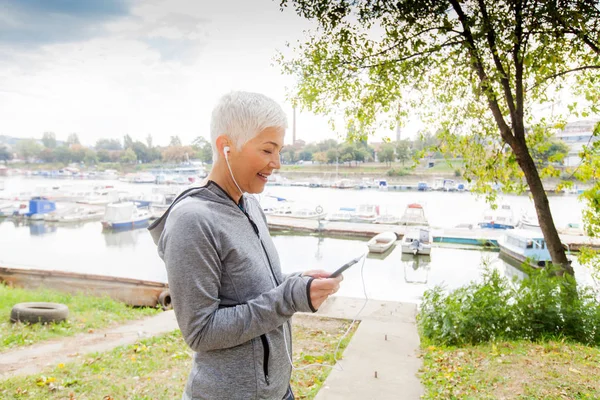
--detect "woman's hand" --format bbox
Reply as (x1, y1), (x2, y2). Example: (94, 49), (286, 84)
(308, 275), (343, 310)
(302, 269), (331, 279)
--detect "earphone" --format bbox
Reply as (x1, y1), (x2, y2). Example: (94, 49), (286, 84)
(281, 252), (369, 372)
(223, 145), (244, 197)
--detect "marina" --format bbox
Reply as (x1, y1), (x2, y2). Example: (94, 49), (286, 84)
(0, 176), (598, 304)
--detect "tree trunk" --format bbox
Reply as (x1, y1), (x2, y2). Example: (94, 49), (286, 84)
(512, 140), (574, 276)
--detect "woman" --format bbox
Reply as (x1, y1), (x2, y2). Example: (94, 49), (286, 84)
(149, 91), (343, 400)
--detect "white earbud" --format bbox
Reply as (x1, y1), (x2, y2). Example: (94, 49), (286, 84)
(224, 146), (230, 159)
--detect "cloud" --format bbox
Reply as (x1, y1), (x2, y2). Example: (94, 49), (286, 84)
(0, 0), (131, 47)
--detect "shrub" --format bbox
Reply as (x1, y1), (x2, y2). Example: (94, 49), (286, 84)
(418, 265), (600, 346)
(386, 168), (409, 177)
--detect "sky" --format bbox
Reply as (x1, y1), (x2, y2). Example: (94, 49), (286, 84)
(0, 0), (392, 147)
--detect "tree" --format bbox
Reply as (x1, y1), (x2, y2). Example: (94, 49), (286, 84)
(396, 140), (412, 166)
(326, 149), (339, 164)
(279, 0), (600, 275)
(97, 149), (111, 163)
(123, 134), (134, 150)
(120, 148), (138, 164)
(0, 146), (13, 164)
(39, 148), (56, 163)
(146, 134), (154, 149)
(42, 132), (57, 149)
(54, 146), (72, 164)
(192, 136), (213, 164)
(162, 145), (194, 163)
(531, 139), (570, 167)
(131, 141), (151, 163)
(378, 143), (395, 167)
(169, 136), (182, 147)
(69, 144), (86, 163)
(84, 149), (98, 166)
(16, 139), (42, 162)
(313, 151), (327, 164)
(299, 150), (313, 161)
(96, 138), (122, 151)
(67, 133), (80, 146)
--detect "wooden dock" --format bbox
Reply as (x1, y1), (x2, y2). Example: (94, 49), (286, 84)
(266, 216), (600, 251)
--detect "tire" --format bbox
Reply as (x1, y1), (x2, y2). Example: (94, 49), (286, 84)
(10, 302), (69, 324)
(158, 290), (172, 310)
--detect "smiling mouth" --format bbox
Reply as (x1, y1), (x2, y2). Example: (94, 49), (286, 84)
(257, 172), (270, 179)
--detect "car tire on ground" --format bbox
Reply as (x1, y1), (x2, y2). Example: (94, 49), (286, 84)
(10, 302), (69, 324)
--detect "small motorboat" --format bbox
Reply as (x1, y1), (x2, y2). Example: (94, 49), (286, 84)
(401, 228), (432, 255)
(367, 232), (397, 253)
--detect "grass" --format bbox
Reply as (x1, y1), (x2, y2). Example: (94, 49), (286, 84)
(420, 339), (600, 399)
(0, 284), (160, 352)
(0, 315), (358, 399)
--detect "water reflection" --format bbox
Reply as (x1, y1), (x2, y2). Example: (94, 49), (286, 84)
(103, 228), (145, 247)
(28, 220), (57, 236)
(401, 253), (431, 284)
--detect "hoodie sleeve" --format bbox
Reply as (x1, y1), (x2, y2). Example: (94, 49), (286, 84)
(159, 203), (315, 353)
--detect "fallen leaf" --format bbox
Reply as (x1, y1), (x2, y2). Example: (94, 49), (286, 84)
(569, 367), (582, 374)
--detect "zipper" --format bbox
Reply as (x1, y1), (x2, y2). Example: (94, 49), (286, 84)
(260, 334), (271, 385)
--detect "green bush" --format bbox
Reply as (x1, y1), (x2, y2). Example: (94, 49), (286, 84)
(386, 168), (410, 177)
(418, 265), (600, 346)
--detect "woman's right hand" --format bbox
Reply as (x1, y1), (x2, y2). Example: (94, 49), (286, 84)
(309, 275), (343, 310)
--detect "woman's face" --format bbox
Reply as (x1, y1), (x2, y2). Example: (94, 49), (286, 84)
(231, 126), (284, 194)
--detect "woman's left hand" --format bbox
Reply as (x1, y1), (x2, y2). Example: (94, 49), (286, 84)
(301, 269), (331, 279)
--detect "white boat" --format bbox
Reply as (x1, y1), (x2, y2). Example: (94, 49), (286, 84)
(559, 222), (585, 236)
(478, 202), (518, 229)
(133, 173), (156, 184)
(326, 207), (356, 222)
(45, 207), (105, 223)
(499, 229), (554, 268)
(78, 189), (121, 205)
(101, 202), (151, 230)
(355, 204), (379, 222)
(367, 232), (397, 253)
(401, 228), (432, 255)
(374, 213), (400, 224)
(399, 203), (429, 226)
(331, 179), (355, 189)
(272, 205), (326, 220)
(518, 212), (540, 230)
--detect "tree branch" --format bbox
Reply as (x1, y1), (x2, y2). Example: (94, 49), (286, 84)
(348, 39), (464, 70)
(514, 0), (525, 140)
(528, 65), (600, 91)
(478, 0), (519, 128)
(448, 0), (515, 146)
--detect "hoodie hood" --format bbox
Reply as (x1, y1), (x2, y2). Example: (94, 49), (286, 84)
(148, 181), (243, 245)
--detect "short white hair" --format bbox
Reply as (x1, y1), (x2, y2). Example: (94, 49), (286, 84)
(210, 91), (288, 161)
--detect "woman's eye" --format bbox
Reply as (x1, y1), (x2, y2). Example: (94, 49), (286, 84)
(263, 150), (273, 154)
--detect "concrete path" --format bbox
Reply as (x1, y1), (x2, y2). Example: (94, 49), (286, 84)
(0, 310), (179, 379)
(312, 297), (424, 400)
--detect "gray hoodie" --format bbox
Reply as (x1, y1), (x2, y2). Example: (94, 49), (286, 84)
(148, 181), (316, 400)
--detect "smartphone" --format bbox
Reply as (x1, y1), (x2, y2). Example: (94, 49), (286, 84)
(329, 255), (364, 278)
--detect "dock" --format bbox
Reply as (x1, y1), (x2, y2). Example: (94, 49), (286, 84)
(266, 215), (600, 251)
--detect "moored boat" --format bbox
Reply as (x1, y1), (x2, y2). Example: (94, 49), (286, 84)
(367, 231), (397, 253)
(499, 229), (556, 268)
(401, 228), (432, 255)
(399, 203), (429, 226)
(101, 201), (151, 230)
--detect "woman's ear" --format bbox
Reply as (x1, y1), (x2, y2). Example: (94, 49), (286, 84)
(215, 135), (231, 159)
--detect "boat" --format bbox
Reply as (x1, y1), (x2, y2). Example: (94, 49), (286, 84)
(326, 207), (356, 222)
(367, 232), (397, 253)
(101, 201), (151, 230)
(478, 203), (518, 229)
(374, 213), (400, 224)
(399, 203), (429, 226)
(25, 197), (57, 220)
(0, 265), (170, 308)
(272, 205), (326, 219)
(77, 189), (121, 205)
(401, 228), (432, 255)
(518, 212), (540, 230)
(498, 229), (554, 268)
(355, 204), (379, 222)
(559, 222), (585, 236)
(45, 206), (105, 223)
(331, 179), (355, 189)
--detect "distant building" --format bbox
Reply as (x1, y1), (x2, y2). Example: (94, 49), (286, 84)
(554, 119), (599, 167)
